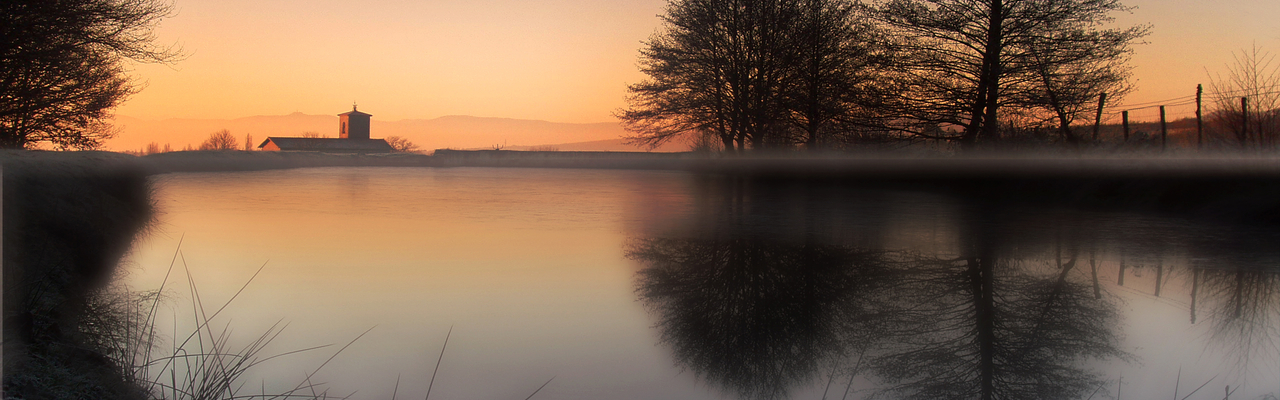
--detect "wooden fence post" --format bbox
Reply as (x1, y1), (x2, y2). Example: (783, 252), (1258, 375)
(1122, 111), (1130, 142)
(1196, 84), (1203, 148)
(1242, 97), (1250, 146)
(1160, 105), (1168, 151)
(1093, 93), (1107, 141)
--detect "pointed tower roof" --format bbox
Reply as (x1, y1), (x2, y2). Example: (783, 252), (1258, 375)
(339, 104), (371, 117)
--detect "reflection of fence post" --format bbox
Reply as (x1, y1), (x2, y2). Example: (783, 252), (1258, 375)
(1, 164), (4, 392)
(1122, 111), (1130, 142)
(1190, 268), (1199, 324)
(1118, 258), (1126, 286)
(1090, 256), (1101, 299)
(1160, 105), (1168, 151)
(1093, 93), (1107, 141)
(1196, 84), (1203, 148)
(1154, 262), (1164, 297)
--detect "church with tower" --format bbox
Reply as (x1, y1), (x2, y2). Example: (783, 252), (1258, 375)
(258, 105), (394, 153)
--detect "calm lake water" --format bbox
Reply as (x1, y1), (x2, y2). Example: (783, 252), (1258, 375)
(123, 167), (1280, 399)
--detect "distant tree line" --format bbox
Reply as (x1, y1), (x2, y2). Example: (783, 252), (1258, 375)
(123, 130), (421, 155)
(619, 0), (1150, 153)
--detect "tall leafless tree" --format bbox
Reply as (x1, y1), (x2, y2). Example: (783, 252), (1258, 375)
(783, 0), (900, 150)
(871, 0), (1147, 148)
(620, 0), (895, 153)
(619, 0), (789, 153)
(1020, 29), (1137, 145)
(0, 0), (179, 149)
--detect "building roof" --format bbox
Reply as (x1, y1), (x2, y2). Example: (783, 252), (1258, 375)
(259, 137), (393, 152)
(339, 106), (371, 117)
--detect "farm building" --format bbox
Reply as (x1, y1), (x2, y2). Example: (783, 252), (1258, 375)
(259, 106), (393, 153)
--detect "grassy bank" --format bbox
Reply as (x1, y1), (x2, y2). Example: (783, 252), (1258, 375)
(138, 151), (434, 174)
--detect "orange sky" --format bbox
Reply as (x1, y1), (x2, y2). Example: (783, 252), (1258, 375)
(115, 0), (1280, 123)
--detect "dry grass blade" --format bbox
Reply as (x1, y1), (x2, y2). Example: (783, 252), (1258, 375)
(424, 326), (452, 400)
(1182, 374), (1218, 400)
(112, 243), (342, 399)
(1085, 380), (1105, 400)
(1173, 366), (1181, 400)
(247, 341), (334, 369)
(523, 376), (556, 400)
(392, 374), (401, 400)
(142, 233), (184, 393)
(150, 254), (269, 388)
(275, 326), (377, 399)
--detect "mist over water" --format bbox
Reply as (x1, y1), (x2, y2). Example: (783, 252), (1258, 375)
(123, 166), (1280, 399)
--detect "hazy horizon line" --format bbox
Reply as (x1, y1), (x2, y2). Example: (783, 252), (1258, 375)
(111, 112), (626, 125)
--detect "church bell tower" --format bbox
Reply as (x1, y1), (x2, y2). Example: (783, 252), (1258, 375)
(338, 104), (371, 140)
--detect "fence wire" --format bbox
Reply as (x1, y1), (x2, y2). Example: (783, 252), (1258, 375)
(1080, 88), (1280, 149)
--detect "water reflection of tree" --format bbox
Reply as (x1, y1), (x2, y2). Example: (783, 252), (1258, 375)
(628, 236), (887, 400)
(1190, 265), (1280, 372)
(629, 235), (1127, 400)
(868, 250), (1126, 400)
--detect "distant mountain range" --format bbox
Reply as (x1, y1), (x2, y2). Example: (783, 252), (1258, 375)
(106, 113), (689, 153)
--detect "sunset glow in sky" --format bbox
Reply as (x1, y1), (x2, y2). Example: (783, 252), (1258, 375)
(117, 0), (1280, 123)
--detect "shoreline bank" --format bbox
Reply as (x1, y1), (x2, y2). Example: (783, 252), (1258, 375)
(10, 149), (1280, 225)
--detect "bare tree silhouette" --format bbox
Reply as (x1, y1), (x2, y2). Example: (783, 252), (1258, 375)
(1206, 44), (1280, 148)
(617, 0), (896, 153)
(198, 129), (238, 151)
(781, 0), (899, 150)
(0, 0), (180, 149)
(870, 0), (1147, 147)
(1023, 32), (1134, 145)
(385, 135), (419, 153)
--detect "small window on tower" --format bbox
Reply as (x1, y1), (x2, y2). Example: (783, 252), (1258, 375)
(342, 122), (346, 136)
